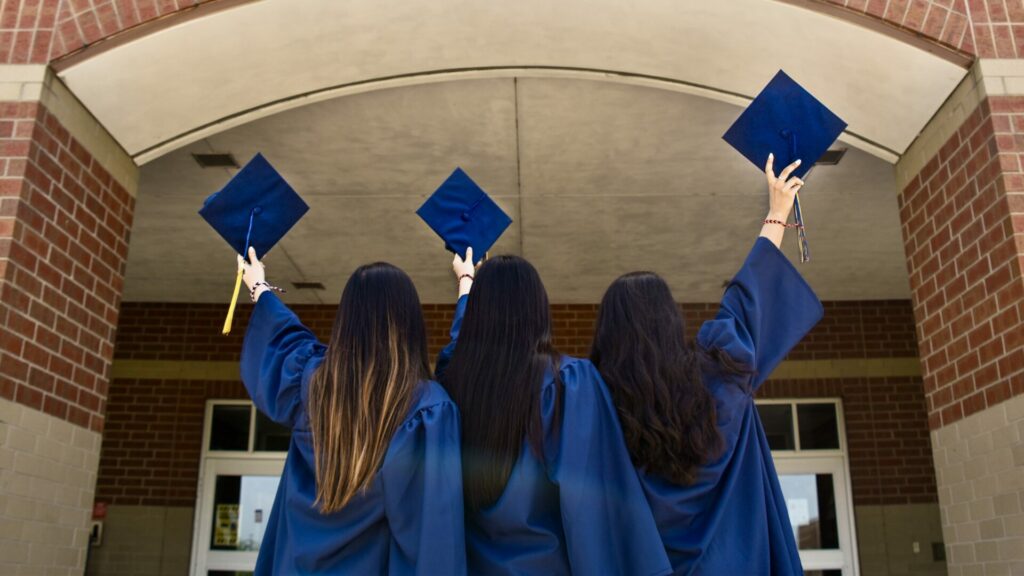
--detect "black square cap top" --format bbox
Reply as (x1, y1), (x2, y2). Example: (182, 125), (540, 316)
(198, 153), (309, 259)
(723, 70), (847, 180)
(416, 167), (512, 265)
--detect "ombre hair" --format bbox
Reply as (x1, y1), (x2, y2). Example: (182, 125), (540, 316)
(307, 262), (430, 512)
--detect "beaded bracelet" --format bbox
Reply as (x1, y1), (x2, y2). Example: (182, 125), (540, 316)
(251, 281), (285, 302)
(764, 218), (804, 229)
(458, 274), (474, 283)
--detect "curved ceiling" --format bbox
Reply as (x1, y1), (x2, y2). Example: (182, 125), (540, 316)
(58, 0), (966, 164)
(129, 78), (908, 304)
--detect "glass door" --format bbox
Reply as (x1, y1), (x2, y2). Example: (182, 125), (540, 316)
(776, 456), (855, 575)
(192, 458), (284, 575)
(191, 401), (290, 576)
(757, 399), (859, 576)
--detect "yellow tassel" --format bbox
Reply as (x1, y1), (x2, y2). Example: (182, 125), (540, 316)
(222, 268), (244, 335)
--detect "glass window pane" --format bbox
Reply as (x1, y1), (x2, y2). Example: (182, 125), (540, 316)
(756, 404), (795, 450)
(254, 410), (292, 452)
(779, 474), (840, 550)
(209, 474), (280, 551)
(797, 403), (840, 450)
(210, 406), (251, 451)
(210, 475), (240, 550)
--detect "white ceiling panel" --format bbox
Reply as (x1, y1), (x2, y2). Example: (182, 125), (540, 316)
(125, 78), (908, 304)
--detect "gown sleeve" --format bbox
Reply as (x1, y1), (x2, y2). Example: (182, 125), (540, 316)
(543, 359), (673, 576)
(434, 294), (469, 381)
(381, 396), (467, 576)
(240, 292), (326, 428)
(697, 237), (823, 391)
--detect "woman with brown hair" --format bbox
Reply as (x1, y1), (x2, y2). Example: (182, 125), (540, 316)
(238, 248), (466, 575)
(590, 156), (823, 575)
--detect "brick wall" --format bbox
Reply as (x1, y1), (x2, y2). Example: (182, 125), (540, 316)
(96, 378), (245, 506)
(762, 378), (937, 505)
(0, 100), (134, 432)
(113, 299), (920, 362)
(810, 0), (1024, 59)
(820, 0), (972, 54)
(899, 96), (1024, 430)
(965, 0), (1024, 58)
(0, 1), (59, 63)
(0, 0), (222, 63)
(929, 393), (1024, 573)
(52, 0), (222, 59)
(0, 398), (104, 574)
(98, 299), (933, 508)
(97, 374), (937, 508)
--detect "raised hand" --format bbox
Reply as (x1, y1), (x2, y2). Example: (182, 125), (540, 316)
(453, 247), (475, 297)
(760, 154), (805, 248)
(238, 247), (268, 299)
(764, 153), (804, 222)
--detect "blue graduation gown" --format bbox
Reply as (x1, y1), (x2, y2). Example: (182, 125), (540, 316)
(641, 238), (824, 575)
(241, 293), (467, 576)
(438, 296), (672, 576)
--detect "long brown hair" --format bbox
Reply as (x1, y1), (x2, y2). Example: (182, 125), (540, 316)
(307, 262), (430, 512)
(590, 272), (745, 485)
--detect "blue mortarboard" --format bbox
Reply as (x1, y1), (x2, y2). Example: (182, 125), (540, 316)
(723, 70), (847, 179)
(416, 168), (512, 265)
(199, 153), (309, 259)
(198, 153), (308, 333)
(722, 70), (847, 261)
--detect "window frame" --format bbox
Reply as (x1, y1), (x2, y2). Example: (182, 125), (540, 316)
(756, 397), (860, 576)
(201, 399), (292, 460)
(190, 400), (291, 576)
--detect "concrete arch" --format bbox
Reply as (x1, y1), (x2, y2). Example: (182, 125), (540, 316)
(53, 0), (967, 165)
(46, 0), (972, 64)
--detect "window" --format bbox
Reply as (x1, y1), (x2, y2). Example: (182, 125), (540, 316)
(191, 401), (290, 576)
(756, 399), (859, 576)
(206, 402), (293, 454)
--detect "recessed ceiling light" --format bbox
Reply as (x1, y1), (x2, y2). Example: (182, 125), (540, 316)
(292, 281), (325, 290)
(814, 149), (847, 166)
(192, 153), (239, 169)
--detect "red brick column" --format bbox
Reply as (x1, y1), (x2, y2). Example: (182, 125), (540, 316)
(0, 100), (133, 432)
(0, 76), (137, 574)
(900, 97), (1024, 428)
(897, 65), (1024, 572)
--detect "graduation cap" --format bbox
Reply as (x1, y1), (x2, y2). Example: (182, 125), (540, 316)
(722, 70), (847, 262)
(199, 153), (309, 334)
(416, 168), (512, 265)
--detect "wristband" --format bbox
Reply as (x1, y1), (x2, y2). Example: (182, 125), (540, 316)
(764, 218), (803, 229)
(251, 281), (285, 302)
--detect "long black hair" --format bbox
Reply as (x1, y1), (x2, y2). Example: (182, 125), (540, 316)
(307, 262), (430, 512)
(590, 272), (742, 485)
(441, 255), (560, 512)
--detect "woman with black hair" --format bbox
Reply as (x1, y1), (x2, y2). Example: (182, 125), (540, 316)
(590, 155), (823, 575)
(238, 249), (466, 575)
(437, 248), (671, 576)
